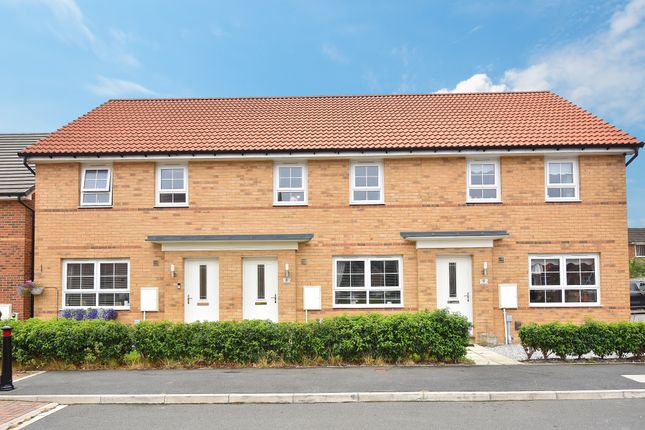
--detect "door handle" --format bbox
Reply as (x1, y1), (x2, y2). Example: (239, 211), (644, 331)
(271, 294), (277, 304)
(465, 292), (470, 302)
(187, 294), (191, 304)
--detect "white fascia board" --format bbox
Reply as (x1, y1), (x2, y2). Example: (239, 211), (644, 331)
(159, 240), (301, 252)
(408, 235), (506, 249)
(25, 147), (634, 163)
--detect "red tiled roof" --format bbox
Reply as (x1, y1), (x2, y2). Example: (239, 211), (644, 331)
(22, 91), (640, 155)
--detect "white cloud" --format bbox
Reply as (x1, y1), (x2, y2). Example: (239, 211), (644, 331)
(88, 75), (155, 98)
(394, 73), (416, 94)
(391, 45), (416, 67)
(33, 0), (95, 46)
(321, 43), (349, 64)
(437, 73), (506, 93)
(9, 1), (141, 68)
(438, 0), (645, 126)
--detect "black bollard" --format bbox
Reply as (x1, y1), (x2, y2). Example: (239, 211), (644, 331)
(0, 326), (14, 391)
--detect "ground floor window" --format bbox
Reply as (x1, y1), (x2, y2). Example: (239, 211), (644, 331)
(63, 259), (130, 309)
(636, 245), (645, 257)
(528, 254), (599, 306)
(333, 256), (403, 308)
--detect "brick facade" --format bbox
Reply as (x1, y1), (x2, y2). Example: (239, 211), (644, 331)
(0, 198), (34, 319)
(629, 244), (645, 259)
(32, 154), (630, 343)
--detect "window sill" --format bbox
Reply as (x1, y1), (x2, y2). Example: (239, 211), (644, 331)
(62, 307), (130, 310)
(78, 205), (113, 209)
(528, 303), (601, 308)
(466, 200), (503, 204)
(273, 203), (308, 207)
(545, 199), (581, 203)
(154, 205), (190, 209)
(333, 304), (404, 309)
(349, 202), (385, 206)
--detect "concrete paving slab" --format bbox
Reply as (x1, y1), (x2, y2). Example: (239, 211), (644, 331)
(164, 394), (229, 404)
(467, 345), (522, 365)
(229, 393), (294, 404)
(357, 391), (424, 402)
(292, 393), (357, 403)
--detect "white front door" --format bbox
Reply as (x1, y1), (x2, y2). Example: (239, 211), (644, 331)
(184, 259), (219, 322)
(436, 255), (473, 323)
(243, 258), (279, 322)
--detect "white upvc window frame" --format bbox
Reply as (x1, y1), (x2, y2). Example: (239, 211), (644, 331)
(466, 158), (501, 203)
(332, 256), (403, 308)
(545, 157), (579, 202)
(350, 160), (384, 205)
(62, 259), (130, 310)
(156, 163), (188, 207)
(636, 244), (645, 257)
(528, 253), (600, 307)
(273, 162), (308, 206)
(80, 164), (112, 207)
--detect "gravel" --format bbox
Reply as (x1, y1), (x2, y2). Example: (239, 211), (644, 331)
(487, 343), (635, 361)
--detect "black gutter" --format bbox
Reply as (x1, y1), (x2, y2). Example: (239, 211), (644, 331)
(626, 145), (641, 167)
(19, 143), (643, 160)
(22, 157), (36, 175)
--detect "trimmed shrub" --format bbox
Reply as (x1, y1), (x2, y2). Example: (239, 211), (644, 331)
(3, 310), (469, 367)
(7, 319), (132, 366)
(131, 310), (470, 365)
(612, 321), (645, 358)
(519, 320), (645, 360)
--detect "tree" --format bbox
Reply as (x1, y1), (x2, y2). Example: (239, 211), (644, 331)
(629, 258), (645, 278)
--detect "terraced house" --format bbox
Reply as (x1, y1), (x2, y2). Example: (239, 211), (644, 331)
(0, 133), (48, 320)
(20, 92), (642, 344)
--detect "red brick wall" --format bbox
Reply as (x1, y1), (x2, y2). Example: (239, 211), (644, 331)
(0, 198), (34, 319)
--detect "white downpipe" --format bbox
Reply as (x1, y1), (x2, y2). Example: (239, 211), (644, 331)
(503, 308), (509, 345)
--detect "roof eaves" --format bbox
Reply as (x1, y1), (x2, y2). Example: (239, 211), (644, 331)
(20, 143), (641, 159)
(0, 185), (35, 197)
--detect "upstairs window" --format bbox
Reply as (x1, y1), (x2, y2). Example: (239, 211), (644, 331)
(350, 161), (384, 204)
(156, 164), (188, 207)
(467, 159), (500, 202)
(545, 158), (579, 201)
(81, 166), (112, 206)
(274, 163), (307, 205)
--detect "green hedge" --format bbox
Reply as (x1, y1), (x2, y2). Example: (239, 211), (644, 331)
(518, 320), (645, 360)
(7, 319), (132, 367)
(1, 310), (470, 367)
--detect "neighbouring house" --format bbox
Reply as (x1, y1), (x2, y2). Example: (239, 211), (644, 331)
(20, 92), (643, 344)
(629, 228), (645, 259)
(0, 133), (48, 320)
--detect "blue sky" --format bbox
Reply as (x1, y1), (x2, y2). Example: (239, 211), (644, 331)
(1, 0), (643, 224)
